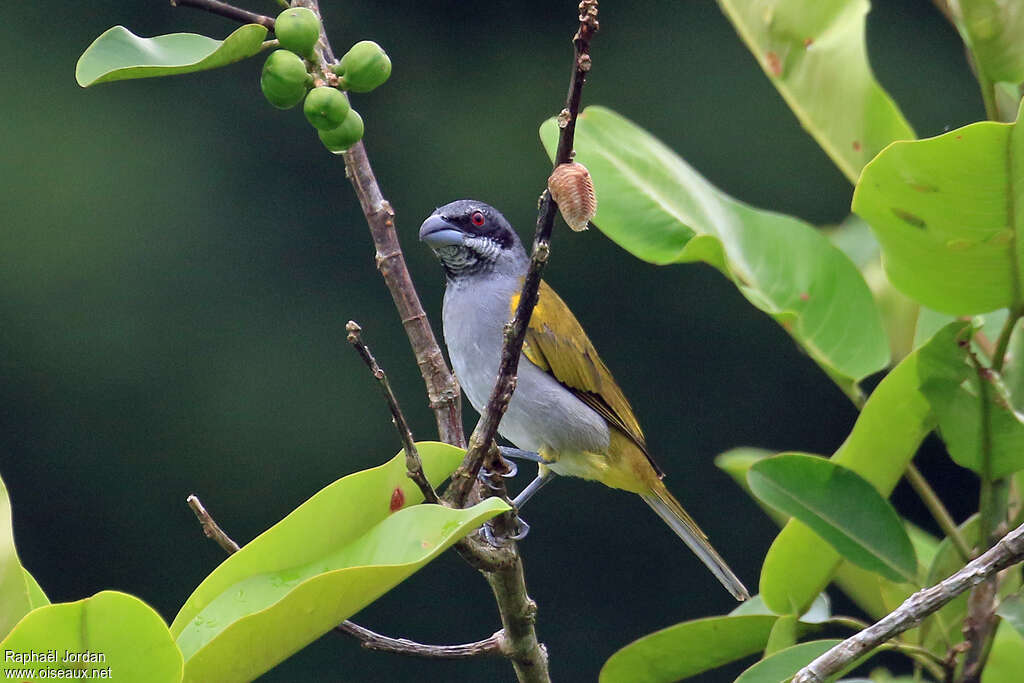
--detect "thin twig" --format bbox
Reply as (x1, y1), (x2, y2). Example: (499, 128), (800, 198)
(346, 320), (439, 504)
(791, 518), (1024, 683)
(335, 622), (507, 659)
(905, 464), (972, 563)
(169, 0), (275, 28)
(185, 493), (502, 659)
(445, 0), (600, 508)
(186, 494), (241, 553)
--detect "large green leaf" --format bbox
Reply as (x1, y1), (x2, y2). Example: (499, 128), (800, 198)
(716, 0), (914, 183)
(853, 101), (1024, 315)
(997, 592), (1024, 638)
(76, 24), (268, 87)
(540, 107), (889, 400)
(599, 615), (778, 683)
(758, 324), (963, 614)
(952, 1), (1024, 88)
(0, 591), (183, 681)
(984, 621), (1024, 683)
(734, 639), (844, 683)
(918, 322), (1024, 477)
(716, 449), (929, 622)
(171, 443), (508, 683)
(749, 455), (917, 583)
(0, 475), (32, 640)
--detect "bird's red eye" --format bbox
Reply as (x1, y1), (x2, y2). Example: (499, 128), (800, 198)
(470, 211), (486, 227)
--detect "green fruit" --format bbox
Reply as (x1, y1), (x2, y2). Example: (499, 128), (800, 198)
(275, 7), (320, 58)
(336, 41), (391, 93)
(318, 110), (364, 153)
(261, 50), (309, 109)
(303, 87), (351, 131)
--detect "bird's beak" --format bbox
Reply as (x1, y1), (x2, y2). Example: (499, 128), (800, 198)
(419, 215), (466, 248)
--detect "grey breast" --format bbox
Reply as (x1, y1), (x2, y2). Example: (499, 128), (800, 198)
(442, 277), (610, 455)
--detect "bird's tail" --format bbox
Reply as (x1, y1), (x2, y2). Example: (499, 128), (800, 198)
(641, 482), (750, 601)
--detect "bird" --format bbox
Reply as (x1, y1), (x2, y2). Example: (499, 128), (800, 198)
(420, 199), (749, 601)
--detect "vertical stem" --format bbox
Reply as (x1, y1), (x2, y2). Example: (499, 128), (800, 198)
(905, 464), (971, 563)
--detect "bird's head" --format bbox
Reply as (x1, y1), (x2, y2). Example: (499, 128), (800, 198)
(419, 200), (527, 279)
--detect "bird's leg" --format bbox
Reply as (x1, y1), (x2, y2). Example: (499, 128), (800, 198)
(499, 447), (546, 464)
(480, 470), (556, 546)
(512, 469), (556, 509)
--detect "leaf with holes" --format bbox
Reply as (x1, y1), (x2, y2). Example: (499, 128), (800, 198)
(76, 24), (268, 87)
(853, 100), (1024, 315)
(716, 0), (914, 183)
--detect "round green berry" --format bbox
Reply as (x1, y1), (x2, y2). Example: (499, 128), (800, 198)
(336, 41), (391, 93)
(275, 7), (321, 59)
(261, 49), (309, 109)
(318, 110), (364, 153)
(303, 87), (351, 131)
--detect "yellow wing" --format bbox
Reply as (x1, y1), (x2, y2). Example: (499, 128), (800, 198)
(514, 280), (663, 478)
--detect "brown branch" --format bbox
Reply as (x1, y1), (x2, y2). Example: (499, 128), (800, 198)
(791, 519), (1024, 683)
(336, 622), (507, 659)
(346, 320), (439, 504)
(445, 0), (600, 508)
(169, 0), (275, 28)
(186, 494), (241, 553)
(186, 494), (505, 660)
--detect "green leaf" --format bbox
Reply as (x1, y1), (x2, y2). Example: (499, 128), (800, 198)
(0, 591), (183, 681)
(171, 443), (508, 683)
(76, 24), (268, 87)
(997, 592), (1024, 638)
(22, 569), (49, 610)
(952, 1), (1024, 87)
(0, 475), (32, 640)
(540, 107), (889, 400)
(716, 0), (914, 183)
(918, 322), (1024, 477)
(730, 593), (832, 624)
(758, 324), (960, 614)
(734, 639), (844, 683)
(749, 454), (917, 583)
(764, 614), (801, 656)
(598, 615), (778, 683)
(983, 621), (1024, 683)
(853, 100), (1024, 315)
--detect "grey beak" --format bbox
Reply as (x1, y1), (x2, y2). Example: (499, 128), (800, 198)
(419, 215), (466, 248)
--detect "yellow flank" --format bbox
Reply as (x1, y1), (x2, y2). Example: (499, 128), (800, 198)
(512, 280), (662, 478)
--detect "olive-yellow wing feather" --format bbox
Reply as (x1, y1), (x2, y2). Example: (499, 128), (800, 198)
(514, 281), (662, 477)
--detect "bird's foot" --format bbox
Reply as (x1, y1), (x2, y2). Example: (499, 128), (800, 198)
(477, 458), (518, 491)
(481, 514), (531, 547)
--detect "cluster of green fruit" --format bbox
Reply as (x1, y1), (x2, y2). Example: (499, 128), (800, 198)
(260, 7), (392, 153)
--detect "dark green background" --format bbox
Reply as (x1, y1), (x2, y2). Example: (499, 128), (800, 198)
(0, 1), (983, 681)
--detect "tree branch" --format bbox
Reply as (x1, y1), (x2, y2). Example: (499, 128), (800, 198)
(445, 0), (600, 508)
(791, 519), (1024, 683)
(346, 320), (439, 504)
(335, 622), (507, 659)
(169, 0), (274, 28)
(186, 493), (508, 659)
(186, 494), (240, 553)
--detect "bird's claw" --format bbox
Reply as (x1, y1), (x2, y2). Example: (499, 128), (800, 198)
(477, 459), (518, 490)
(480, 514), (531, 546)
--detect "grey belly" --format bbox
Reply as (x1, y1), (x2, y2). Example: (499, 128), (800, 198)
(443, 291), (609, 455)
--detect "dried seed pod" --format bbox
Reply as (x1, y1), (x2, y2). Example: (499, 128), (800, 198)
(547, 162), (596, 231)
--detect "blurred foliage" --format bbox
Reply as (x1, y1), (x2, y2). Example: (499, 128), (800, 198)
(0, 1), (984, 680)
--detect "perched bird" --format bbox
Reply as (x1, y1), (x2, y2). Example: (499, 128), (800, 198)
(420, 199), (749, 601)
